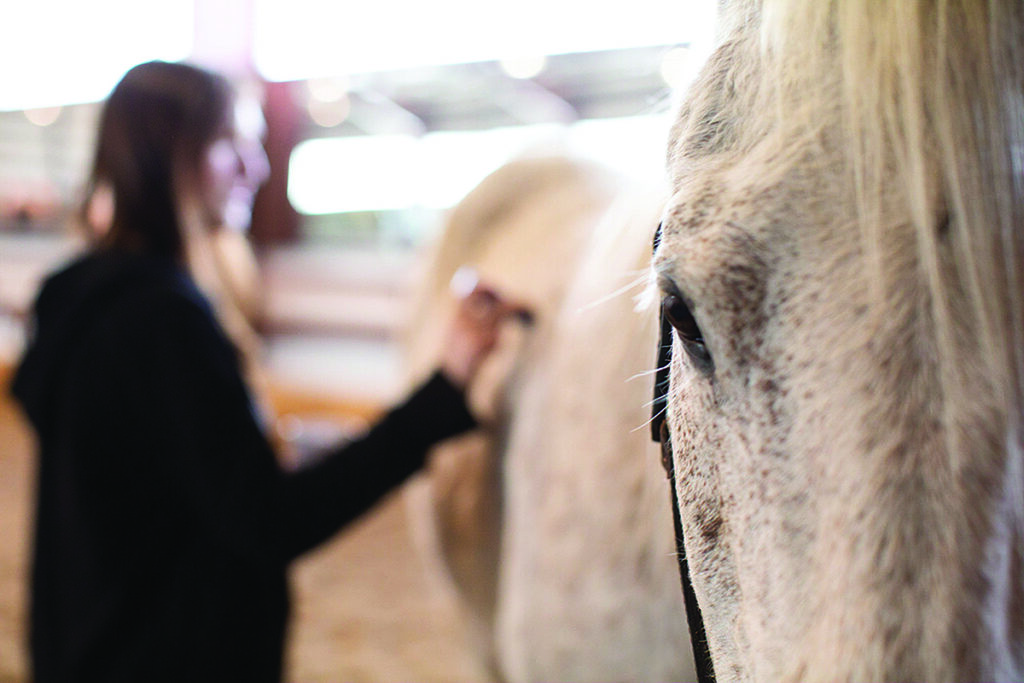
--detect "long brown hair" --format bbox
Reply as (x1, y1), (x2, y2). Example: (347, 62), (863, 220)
(83, 60), (234, 260)
(81, 61), (279, 438)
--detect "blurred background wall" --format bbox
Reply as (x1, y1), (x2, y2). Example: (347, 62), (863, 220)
(0, 0), (716, 407)
(0, 2), (717, 679)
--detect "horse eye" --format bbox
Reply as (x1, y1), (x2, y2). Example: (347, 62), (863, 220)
(662, 294), (714, 372)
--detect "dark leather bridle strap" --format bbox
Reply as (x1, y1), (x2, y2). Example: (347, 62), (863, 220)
(651, 224), (716, 683)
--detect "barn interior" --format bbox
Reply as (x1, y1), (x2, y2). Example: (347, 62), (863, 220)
(0, 1), (716, 679)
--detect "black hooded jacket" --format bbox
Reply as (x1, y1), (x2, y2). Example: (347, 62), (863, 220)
(11, 248), (476, 683)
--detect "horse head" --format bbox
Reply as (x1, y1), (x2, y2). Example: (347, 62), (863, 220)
(656, 1), (1024, 679)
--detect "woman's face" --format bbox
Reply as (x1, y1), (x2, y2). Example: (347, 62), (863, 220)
(197, 98), (270, 232)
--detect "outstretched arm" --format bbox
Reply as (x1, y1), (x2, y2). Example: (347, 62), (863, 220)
(278, 275), (531, 560)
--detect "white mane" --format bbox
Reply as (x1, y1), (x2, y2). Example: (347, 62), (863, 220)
(658, 1), (1024, 678)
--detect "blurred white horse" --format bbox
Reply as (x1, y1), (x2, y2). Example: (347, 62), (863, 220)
(656, 0), (1024, 679)
(404, 154), (695, 682)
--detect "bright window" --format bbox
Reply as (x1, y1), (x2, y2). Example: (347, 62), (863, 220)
(254, 0), (716, 82)
(288, 114), (670, 216)
(0, 0), (194, 111)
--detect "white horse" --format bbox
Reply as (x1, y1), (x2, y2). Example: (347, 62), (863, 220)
(656, 0), (1024, 679)
(403, 154), (696, 681)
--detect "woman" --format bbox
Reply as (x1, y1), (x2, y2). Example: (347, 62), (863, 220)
(11, 60), (524, 682)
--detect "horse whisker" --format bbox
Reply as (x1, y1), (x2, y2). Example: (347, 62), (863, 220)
(631, 403), (669, 434)
(627, 364), (669, 383)
(577, 273), (652, 313)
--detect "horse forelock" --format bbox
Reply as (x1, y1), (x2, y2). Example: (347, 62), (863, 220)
(757, 0), (1024, 416)
(663, 1), (1024, 679)
(766, 13), (1024, 673)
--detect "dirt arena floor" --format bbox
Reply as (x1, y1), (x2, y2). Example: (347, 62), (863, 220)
(0, 371), (493, 682)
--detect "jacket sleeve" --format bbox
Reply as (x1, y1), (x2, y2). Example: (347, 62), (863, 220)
(276, 370), (477, 560)
(116, 290), (477, 564)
